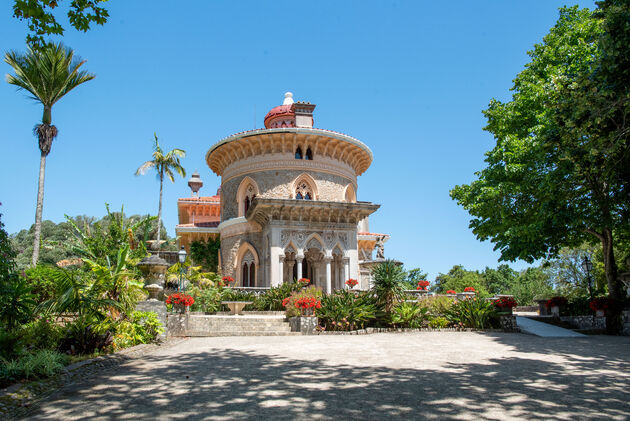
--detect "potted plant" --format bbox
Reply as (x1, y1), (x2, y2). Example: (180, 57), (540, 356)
(416, 280), (430, 292)
(446, 290), (456, 295)
(589, 297), (618, 317)
(283, 286), (322, 334)
(345, 278), (359, 289)
(545, 296), (568, 317)
(493, 296), (518, 315)
(166, 292), (195, 313)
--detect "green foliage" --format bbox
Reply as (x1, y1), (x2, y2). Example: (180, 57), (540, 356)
(23, 265), (62, 304)
(421, 295), (456, 317)
(561, 297), (592, 316)
(0, 349), (69, 387)
(0, 209), (17, 282)
(434, 265), (489, 297)
(0, 329), (25, 361)
(428, 317), (450, 329)
(12, 0), (110, 47)
(447, 298), (498, 329)
(390, 302), (429, 328)
(20, 317), (63, 351)
(449, 5), (629, 300)
(189, 285), (224, 313)
(11, 220), (77, 269)
(166, 261), (218, 290)
(58, 316), (113, 355)
(112, 311), (164, 350)
(190, 238), (221, 272)
(316, 290), (376, 331)
(402, 267), (428, 289)
(482, 264), (518, 296)
(253, 280), (304, 311)
(0, 275), (36, 330)
(510, 267), (555, 305)
(371, 259), (407, 313)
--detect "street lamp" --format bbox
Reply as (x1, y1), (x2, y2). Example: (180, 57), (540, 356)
(581, 254), (594, 301)
(178, 246), (187, 291)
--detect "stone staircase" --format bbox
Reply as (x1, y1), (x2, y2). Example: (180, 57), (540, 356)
(168, 312), (298, 337)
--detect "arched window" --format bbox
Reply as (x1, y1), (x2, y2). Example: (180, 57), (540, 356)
(244, 196), (250, 214)
(242, 263), (249, 286)
(237, 177), (259, 217)
(240, 250), (256, 287)
(295, 181), (313, 200)
(249, 263), (256, 286)
(305, 147), (313, 160)
(295, 147), (303, 159)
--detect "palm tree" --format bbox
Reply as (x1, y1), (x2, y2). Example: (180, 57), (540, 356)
(371, 259), (407, 313)
(5, 43), (95, 266)
(135, 134), (186, 247)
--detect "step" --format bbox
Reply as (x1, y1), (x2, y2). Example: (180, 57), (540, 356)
(184, 331), (300, 337)
(516, 316), (586, 337)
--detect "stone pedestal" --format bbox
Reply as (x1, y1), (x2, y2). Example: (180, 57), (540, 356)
(499, 315), (518, 332)
(137, 255), (169, 290)
(136, 300), (167, 339)
(289, 316), (318, 335)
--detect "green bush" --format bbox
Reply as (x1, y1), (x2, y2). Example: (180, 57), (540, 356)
(253, 281), (304, 311)
(391, 301), (429, 328)
(316, 290), (377, 331)
(112, 311), (163, 350)
(20, 317), (63, 351)
(371, 260), (407, 313)
(0, 329), (25, 361)
(23, 265), (59, 304)
(421, 296), (456, 317)
(1, 349), (69, 387)
(561, 297), (592, 316)
(58, 316), (113, 355)
(447, 297), (498, 329)
(189, 285), (223, 313)
(428, 317), (450, 329)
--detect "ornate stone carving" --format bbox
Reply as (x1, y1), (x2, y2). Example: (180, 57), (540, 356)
(324, 231), (336, 248)
(306, 237), (323, 250)
(337, 232), (348, 249)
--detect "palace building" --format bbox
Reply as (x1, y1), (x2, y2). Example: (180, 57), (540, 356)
(176, 93), (389, 292)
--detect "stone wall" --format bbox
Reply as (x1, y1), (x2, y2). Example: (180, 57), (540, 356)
(222, 169), (354, 220)
(623, 310), (630, 336)
(136, 300), (167, 339)
(560, 315), (606, 330)
(220, 231), (264, 283)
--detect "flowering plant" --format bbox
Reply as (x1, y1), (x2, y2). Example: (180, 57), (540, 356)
(298, 278), (311, 285)
(220, 276), (235, 287)
(166, 293), (195, 307)
(345, 278), (359, 288)
(493, 296), (518, 309)
(545, 296), (568, 308)
(464, 287), (476, 292)
(446, 290), (457, 294)
(416, 280), (430, 291)
(589, 297), (619, 312)
(283, 286), (323, 317)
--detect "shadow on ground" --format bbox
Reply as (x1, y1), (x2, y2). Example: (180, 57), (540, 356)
(23, 334), (630, 420)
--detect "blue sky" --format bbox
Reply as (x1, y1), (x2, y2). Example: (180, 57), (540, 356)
(0, 0), (596, 279)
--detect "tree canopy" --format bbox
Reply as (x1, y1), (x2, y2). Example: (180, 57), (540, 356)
(12, 0), (110, 47)
(450, 4), (630, 300)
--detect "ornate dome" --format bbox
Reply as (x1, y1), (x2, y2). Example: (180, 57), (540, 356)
(264, 92), (296, 128)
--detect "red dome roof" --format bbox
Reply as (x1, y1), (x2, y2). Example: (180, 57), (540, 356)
(264, 104), (295, 128)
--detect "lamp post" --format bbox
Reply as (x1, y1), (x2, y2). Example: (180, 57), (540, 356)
(178, 246), (187, 292)
(581, 255), (594, 301)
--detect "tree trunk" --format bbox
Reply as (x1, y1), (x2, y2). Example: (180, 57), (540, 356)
(31, 152), (47, 266)
(156, 169), (163, 245)
(601, 227), (623, 334)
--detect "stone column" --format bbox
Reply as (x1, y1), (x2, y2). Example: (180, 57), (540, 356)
(296, 255), (303, 280)
(344, 258), (350, 284)
(279, 255), (285, 284)
(325, 256), (332, 294)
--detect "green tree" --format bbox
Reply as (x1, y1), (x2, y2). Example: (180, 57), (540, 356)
(12, 0), (110, 47)
(434, 265), (488, 296)
(450, 6), (629, 303)
(5, 42), (95, 267)
(482, 264), (517, 296)
(135, 134), (186, 246)
(510, 267), (555, 306)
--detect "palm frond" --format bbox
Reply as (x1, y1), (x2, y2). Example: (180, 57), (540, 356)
(135, 161), (155, 175)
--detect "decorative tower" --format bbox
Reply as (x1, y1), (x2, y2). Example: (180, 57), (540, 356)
(188, 171), (203, 197)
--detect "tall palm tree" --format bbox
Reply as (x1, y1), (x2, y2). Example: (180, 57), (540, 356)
(135, 134), (186, 247)
(5, 43), (95, 266)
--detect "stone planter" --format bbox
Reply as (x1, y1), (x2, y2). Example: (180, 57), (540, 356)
(550, 305), (560, 317)
(289, 316), (318, 335)
(595, 309), (605, 318)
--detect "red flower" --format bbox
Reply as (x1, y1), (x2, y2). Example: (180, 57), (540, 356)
(345, 279), (359, 288)
(446, 290), (456, 294)
(298, 278), (310, 284)
(417, 280), (430, 287)
(166, 293), (195, 307)
(493, 296), (518, 308)
(464, 287), (476, 292)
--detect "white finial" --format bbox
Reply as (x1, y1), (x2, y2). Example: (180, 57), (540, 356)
(283, 92), (294, 105)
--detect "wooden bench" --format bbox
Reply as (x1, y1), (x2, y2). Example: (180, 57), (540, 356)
(221, 301), (253, 315)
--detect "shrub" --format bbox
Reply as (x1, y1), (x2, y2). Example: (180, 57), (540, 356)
(112, 311), (163, 350)
(22, 265), (59, 304)
(0, 274), (36, 330)
(20, 317), (63, 351)
(253, 280), (304, 311)
(189, 285), (223, 313)
(421, 295), (456, 317)
(447, 297), (498, 329)
(1, 349), (69, 387)
(58, 317), (113, 355)
(390, 301), (429, 328)
(428, 317), (450, 329)
(0, 329), (25, 361)
(316, 290), (377, 331)
(283, 286), (322, 317)
(371, 260), (407, 313)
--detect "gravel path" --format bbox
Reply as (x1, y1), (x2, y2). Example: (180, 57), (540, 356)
(12, 332), (630, 420)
